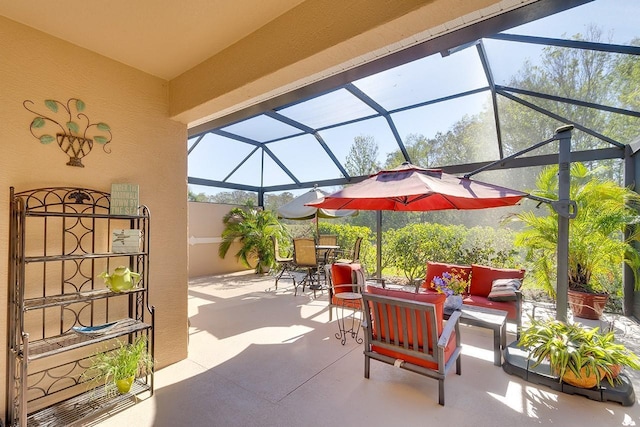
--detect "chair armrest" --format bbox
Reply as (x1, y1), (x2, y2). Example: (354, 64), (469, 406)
(366, 278), (386, 288)
(438, 310), (461, 348)
(332, 284), (363, 293)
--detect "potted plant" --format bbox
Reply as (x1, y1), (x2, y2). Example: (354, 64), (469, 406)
(84, 336), (153, 395)
(518, 318), (640, 388)
(431, 269), (469, 311)
(218, 201), (290, 274)
(511, 163), (640, 319)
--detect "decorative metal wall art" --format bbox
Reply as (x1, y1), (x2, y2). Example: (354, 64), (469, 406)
(24, 98), (112, 167)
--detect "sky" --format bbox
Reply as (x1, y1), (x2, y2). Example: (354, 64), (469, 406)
(188, 0), (639, 199)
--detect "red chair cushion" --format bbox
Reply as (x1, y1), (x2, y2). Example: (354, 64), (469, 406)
(366, 285), (445, 340)
(331, 263), (363, 308)
(470, 264), (525, 298)
(422, 261), (471, 291)
(372, 330), (458, 370)
(366, 286), (455, 370)
(331, 263), (361, 294)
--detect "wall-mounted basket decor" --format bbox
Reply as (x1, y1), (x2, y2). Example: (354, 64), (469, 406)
(24, 98), (112, 167)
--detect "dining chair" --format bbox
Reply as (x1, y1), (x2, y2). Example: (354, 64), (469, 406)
(317, 234), (338, 263)
(271, 236), (295, 290)
(293, 238), (321, 296)
(335, 236), (363, 264)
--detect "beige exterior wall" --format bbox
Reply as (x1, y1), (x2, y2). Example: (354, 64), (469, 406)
(0, 16), (188, 417)
(188, 202), (252, 277)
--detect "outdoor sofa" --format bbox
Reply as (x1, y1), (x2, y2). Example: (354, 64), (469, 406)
(421, 261), (526, 333)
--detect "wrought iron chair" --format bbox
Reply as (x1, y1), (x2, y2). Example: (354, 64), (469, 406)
(317, 234), (338, 263)
(271, 236), (295, 290)
(293, 238), (321, 296)
(326, 263), (385, 321)
(335, 236), (363, 264)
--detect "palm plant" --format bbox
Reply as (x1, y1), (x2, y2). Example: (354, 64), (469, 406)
(512, 163), (640, 297)
(219, 202), (290, 274)
(519, 318), (640, 388)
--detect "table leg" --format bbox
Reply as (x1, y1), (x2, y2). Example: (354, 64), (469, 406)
(493, 326), (501, 366)
(335, 300), (363, 345)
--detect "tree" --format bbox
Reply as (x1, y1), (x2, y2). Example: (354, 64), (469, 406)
(499, 25), (630, 183)
(384, 133), (433, 168)
(218, 201), (290, 274)
(344, 135), (381, 177)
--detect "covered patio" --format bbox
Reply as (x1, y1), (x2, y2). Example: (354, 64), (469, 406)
(2, 0), (639, 425)
(94, 273), (640, 427)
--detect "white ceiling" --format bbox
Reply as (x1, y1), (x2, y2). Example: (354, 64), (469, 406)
(0, 0), (306, 80)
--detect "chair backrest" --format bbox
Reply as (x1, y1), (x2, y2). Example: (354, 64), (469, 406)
(352, 237), (363, 261)
(362, 292), (441, 354)
(271, 236), (289, 262)
(293, 238), (317, 267)
(331, 263), (363, 295)
(318, 234), (337, 246)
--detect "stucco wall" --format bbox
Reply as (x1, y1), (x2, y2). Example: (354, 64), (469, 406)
(0, 16), (188, 418)
(188, 201), (253, 277)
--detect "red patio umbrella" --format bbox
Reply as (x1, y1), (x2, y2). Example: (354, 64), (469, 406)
(307, 163), (527, 211)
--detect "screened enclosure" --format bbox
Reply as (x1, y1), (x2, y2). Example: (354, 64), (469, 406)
(187, 0), (639, 204)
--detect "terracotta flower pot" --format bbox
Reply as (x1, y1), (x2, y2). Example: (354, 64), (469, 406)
(561, 367), (605, 389)
(567, 289), (608, 320)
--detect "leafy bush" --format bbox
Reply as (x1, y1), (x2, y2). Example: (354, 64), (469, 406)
(318, 223), (375, 271)
(315, 222), (522, 283)
(458, 226), (520, 267)
(385, 223), (466, 283)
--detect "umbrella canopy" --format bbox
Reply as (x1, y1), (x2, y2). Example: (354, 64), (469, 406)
(277, 187), (357, 220)
(308, 163), (527, 211)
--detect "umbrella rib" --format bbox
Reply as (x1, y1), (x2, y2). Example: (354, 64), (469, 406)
(389, 194), (432, 206)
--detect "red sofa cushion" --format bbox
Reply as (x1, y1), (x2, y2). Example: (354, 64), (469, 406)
(470, 264), (525, 298)
(462, 294), (519, 321)
(422, 261), (471, 291)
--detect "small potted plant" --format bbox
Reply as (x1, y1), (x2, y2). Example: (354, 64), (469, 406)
(431, 269), (469, 311)
(518, 318), (640, 388)
(84, 336), (153, 395)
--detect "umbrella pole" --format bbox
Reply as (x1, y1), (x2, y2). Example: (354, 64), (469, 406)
(376, 211), (382, 278)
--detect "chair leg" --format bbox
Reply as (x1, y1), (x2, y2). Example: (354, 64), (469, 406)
(364, 355), (370, 379)
(438, 379), (445, 406)
(274, 267), (284, 289)
(456, 355), (462, 375)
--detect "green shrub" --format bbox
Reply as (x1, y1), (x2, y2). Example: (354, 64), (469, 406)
(318, 223), (375, 272)
(385, 223), (466, 283)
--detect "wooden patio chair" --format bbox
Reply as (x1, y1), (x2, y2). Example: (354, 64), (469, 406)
(361, 290), (462, 406)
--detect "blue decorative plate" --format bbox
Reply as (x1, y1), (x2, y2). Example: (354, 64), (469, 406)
(72, 321), (119, 336)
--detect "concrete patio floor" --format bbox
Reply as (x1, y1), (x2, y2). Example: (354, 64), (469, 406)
(94, 272), (640, 427)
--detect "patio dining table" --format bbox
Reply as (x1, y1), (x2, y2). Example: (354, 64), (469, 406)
(316, 244), (340, 264)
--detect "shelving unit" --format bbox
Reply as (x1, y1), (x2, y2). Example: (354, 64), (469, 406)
(7, 187), (155, 426)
